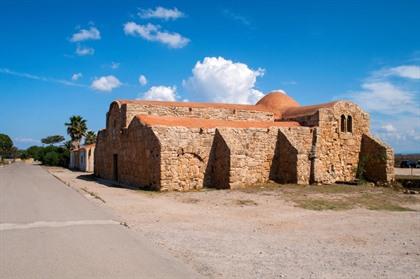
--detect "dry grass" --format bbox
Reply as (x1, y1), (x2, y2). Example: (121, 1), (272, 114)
(240, 183), (419, 211)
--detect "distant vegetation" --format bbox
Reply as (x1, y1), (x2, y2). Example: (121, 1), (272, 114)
(0, 133), (18, 161)
(2, 115), (97, 167)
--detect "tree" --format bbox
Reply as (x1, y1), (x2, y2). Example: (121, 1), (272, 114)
(84, 131), (97, 145)
(41, 135), (65, 145)
(63, 140), (72, 150)
(65, 115), (87, 150)
(0, 133), (13, 159)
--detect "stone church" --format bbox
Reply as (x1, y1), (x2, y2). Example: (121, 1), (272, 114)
(94, 92), (394, 191)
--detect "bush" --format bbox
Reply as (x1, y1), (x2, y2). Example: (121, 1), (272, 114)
(43, 151), (60, 166)
(25, 145), (69, 167)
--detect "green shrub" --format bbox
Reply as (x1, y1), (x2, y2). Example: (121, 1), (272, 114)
(43, 151), (60, 166)
(25, 145), (69, 167)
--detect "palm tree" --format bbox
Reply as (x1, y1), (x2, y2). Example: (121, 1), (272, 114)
(65, 115), (87, 150)
(84, 131), (97, 145)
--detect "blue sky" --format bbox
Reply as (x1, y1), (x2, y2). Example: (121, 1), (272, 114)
(0, 0), (419, 152)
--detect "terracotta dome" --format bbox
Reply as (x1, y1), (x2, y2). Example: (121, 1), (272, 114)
(255, 92), (300, 112)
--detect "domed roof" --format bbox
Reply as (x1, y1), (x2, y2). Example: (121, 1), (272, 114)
(255, 92), (300, 112)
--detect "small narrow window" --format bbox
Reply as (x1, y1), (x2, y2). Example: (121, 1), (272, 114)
(113, 119), (117, 128)
(232, 109), (237, 114)
(347, 115), (353, 133)
(189, 107), (193, 112)
(340, 115), (346, 132)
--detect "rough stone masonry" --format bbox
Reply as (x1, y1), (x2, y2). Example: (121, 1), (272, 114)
(94, 92), (395, 191)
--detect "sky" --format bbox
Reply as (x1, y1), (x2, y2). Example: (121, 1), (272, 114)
(0, 0), (419, 153)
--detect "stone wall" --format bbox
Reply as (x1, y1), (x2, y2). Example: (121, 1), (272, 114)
(95, 120), (161, 189)
(205, 130), (230, 189)
(95, 99), (394, 190)
(359, 134), (395, 184)
(217, 127), (278, 188)
(118, 119), (161, 189)
(152, 126), (216, 191)
(122, 103), (275, 128)
(311, 102), (370, 184)
(270, 127), (313, 184)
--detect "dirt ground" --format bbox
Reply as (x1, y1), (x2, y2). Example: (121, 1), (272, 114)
(46, 166), (420, 279)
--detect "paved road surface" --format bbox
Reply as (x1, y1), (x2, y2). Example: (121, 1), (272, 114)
(0, 163), (199, 279)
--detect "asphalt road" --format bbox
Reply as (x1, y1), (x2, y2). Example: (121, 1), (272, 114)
(0, 163), (199, 279)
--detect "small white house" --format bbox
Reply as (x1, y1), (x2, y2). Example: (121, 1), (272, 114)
(69, 144), (95, 172)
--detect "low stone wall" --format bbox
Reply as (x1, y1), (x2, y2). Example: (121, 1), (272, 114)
(359, 134), (395, 184)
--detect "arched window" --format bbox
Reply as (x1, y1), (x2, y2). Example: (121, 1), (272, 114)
(347, 115), (353, 133)
(340, 115), (346, 132)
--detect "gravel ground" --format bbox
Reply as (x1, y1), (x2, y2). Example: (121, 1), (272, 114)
(47, 167), (420, 279)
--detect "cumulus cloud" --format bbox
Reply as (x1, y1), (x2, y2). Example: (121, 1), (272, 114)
(138, 7), (184, 20)
(123, 22), (189, 48)
(71, 73), (82, 81)
(347, 81), (419, 116)
(138, 74), (147, 85)
(91, 75), (122, 92)
(140, 86), (177, 101)
(183, 56), (265, 104)
(70, 27), (101, 42)
(76, 45), (94, 56)
(376, 65), (420, 80)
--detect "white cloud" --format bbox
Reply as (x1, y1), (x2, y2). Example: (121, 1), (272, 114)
(91, 75), (122, 92)
(0, 68), (86, 88)
(376, 65), (420, 80)
(70, 27), (101, 42)
(138, 74), (147, 85)
(76, 45), (94, 56)
(347, 81), (419, 116)
(222, 9), (251, 26)
(271, 89), (287, 94)
(123, 22), (189, 48)
(373, 117), (420, 152)
(138, 7), (184, 20)
(183, 56), (265, 104)
(140, 86), (177, 101)
(71, 73), (82, 81)
(345, 63), (420, 152)
(381, 123), (397, 133)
